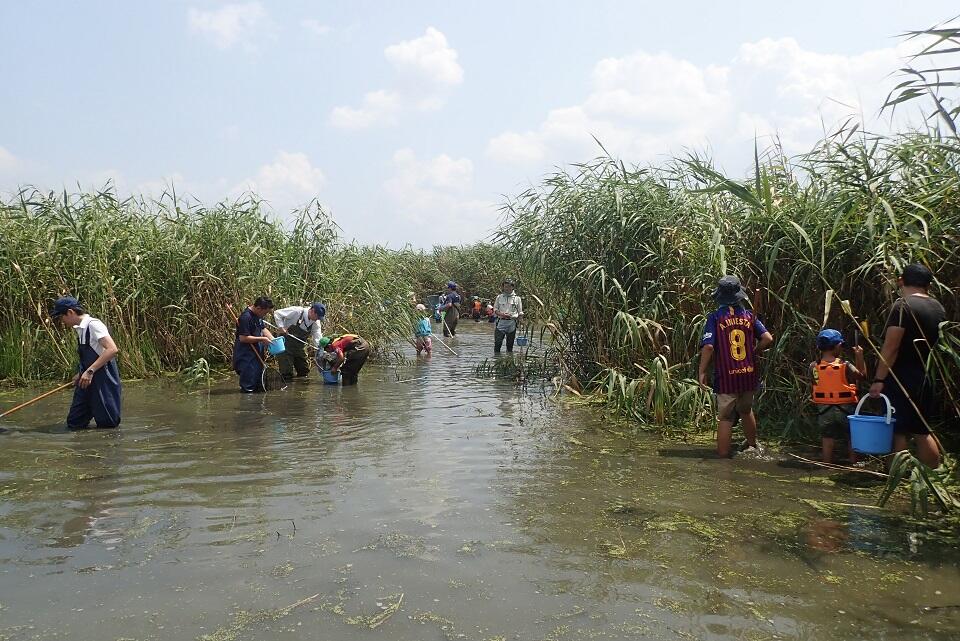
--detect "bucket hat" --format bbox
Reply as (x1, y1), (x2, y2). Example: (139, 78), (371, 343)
(712, 276), (749, 306)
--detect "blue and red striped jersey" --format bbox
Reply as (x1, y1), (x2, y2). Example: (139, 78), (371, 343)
(700, 306), (768, 394)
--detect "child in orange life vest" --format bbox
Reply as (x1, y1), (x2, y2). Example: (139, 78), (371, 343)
(811, 329), (866, 464)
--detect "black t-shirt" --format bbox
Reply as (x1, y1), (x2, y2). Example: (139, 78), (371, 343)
(884, 294), (946, 376)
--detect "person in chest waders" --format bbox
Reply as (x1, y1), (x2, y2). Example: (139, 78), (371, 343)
(51, 296), (121, 429)
(319, 334), (370, 385)
(233, 297), (276, 393)
(442, 281), (461, 337)
(273, 302), (325, 381)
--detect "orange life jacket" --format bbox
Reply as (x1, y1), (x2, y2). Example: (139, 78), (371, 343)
(812, 358), (857, 405)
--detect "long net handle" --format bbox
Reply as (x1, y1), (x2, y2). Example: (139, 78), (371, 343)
(0, 381), (74, 418)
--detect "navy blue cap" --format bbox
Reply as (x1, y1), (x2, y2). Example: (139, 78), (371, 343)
(310, 302), (326, 320)
(51, 296), (80, 317)
(816, 329), (844, 349)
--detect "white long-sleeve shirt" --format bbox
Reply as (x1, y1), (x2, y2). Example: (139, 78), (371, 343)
(272, 306), (323, 347)
(494, 292), (523, 319)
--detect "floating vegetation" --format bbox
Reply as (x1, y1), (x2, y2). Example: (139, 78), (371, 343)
(352, 531), (429, 559)
(342, 592), (403, 629)
(473, 350), (562, 385)
(196, 593), (319, 641)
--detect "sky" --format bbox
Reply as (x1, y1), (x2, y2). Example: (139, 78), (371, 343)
(1, 1), (956, 247)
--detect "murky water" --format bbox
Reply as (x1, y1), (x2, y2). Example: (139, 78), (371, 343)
(1, 324), (958, 641)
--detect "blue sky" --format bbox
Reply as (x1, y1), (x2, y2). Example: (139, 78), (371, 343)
(1, 1), (956, 247)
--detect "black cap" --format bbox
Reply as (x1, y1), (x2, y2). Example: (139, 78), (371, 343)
(712, 276), (748, 306)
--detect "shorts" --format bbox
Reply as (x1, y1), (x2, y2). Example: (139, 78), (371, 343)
(716, 391), (755, 421)
(883, 379), (933, 435)
(816, 404), (854, 440)
(415, 336), (432, 352)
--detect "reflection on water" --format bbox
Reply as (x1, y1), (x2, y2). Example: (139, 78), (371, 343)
(1, 324), (958, 640)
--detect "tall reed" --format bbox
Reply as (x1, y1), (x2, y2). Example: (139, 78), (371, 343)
(0, 188), (505, 381)
(496, 131), (960, 443)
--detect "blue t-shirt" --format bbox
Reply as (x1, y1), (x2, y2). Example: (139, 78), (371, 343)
(415, 317), (432, 337)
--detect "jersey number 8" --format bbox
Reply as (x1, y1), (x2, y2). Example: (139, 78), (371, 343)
(729, 329), (747, 361)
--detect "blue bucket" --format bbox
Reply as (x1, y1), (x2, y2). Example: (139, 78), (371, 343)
(268, 336), (286, 356)
(848, 394), (895, 454)
(515, 336), (529, 347)
(321, 370), (340, 385)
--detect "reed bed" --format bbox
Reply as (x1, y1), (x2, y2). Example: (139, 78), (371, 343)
(496, 130), (960, 444)
(0, 188), (506, 381)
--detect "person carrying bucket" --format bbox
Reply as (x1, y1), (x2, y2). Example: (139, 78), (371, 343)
(414, 304), (433, 355)
(319, 334), (370, 386)
(272, 302), (325, 381)
(869, 263), (946, 468)
(51, 296), (122, 429)
(441, 281), (461, 337)
(811, 329), (866, 464)
(697, 276), (774, 458)
(233, 297), (276, 393)
(493, 279), (523, 353)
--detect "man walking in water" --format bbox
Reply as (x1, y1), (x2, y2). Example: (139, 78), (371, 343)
(51, 296), (122, 429)
(869, 263), (946, 468)
(697, 276), (773, 457)
(494, 278), (523, 353)
(441, 281), (461, 337)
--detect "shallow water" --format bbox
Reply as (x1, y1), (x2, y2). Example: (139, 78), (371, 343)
(1, 323), (958, 641)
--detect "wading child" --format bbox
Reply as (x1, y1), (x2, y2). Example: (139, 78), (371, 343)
(414, 304), (433, 355)
(811, 329), (866, 464)
(697, 276), (774, 457)
(51, 296), (122, 429)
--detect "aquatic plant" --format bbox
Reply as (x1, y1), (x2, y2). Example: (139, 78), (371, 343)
(879, 451), (959, 516)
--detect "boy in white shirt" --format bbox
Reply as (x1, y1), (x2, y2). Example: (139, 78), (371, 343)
(51, 296), (121, 429)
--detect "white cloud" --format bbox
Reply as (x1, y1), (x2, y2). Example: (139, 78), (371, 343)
(330, 27), (463, 129)
(187, 2), (268, 51)
(301, 18), (331, 37)
(238, 151), (326, 199)
(329, 90), (402, 129)
(384, 26), (463, 86)
(0, 146), (20, 173)
(381, 149), (492, 244)
(487, 39), (913, 170)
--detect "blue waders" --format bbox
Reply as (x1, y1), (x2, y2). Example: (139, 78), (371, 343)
(67, 326), (121, 429)
(234, 343), (264, 392)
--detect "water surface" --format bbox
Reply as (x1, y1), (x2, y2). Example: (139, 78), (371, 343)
(1, 323), (958, 640)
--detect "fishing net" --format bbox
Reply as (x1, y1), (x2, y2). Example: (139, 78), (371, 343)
(261, 366), (287, 391)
